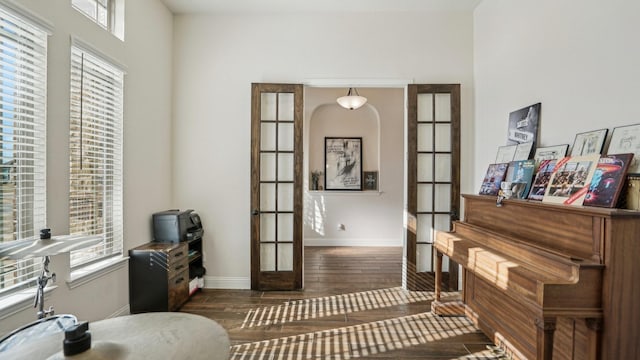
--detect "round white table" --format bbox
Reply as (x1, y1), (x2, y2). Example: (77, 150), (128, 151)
(0, 312), (230, 360)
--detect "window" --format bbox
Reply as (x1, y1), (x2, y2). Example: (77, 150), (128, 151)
(71, 0), (124, 40)
(0, 6), (48, 294)
(72, 0), (111, 29)
(69, 42), (124, 268)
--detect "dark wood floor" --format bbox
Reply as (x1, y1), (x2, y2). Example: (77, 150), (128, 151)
(181, 246), (500, 359)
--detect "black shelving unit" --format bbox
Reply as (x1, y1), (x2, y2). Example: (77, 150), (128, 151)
(129, 209), (206, 313)
(187, 234), (205, 294)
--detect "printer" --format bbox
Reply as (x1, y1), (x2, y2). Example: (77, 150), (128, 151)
(152, 209), (203, 243)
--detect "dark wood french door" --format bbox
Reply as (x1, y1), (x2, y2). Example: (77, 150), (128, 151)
(250, 83), (303, 290)
(405, 84), (461, 291)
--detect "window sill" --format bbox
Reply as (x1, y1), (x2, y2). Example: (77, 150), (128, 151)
(0, 257), (128, 320)
(0, 285), (57, 321)
(67, 256), (128, 290)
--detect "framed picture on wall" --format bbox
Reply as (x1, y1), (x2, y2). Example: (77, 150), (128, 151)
(324, 137), (363, 190)
(363, 171), (378, 191)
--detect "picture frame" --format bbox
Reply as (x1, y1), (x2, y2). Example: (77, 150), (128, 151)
(507, 103), (541, 146)
(513, 142), (534, 161)
(495, 145), (517, 163)
(533, 144), (569, 164)
(324, 137), (363, 190)
(363, 171), (378, 191)
(570, 129), (608, 156)
(606, 123), (640, 174)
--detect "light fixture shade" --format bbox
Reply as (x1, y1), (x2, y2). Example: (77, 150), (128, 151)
(337, 88), (367, 110)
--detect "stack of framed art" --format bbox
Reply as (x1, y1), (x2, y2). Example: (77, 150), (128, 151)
(481, 102), (639, 210)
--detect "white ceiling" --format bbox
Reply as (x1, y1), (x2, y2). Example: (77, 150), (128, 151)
(160, 0), (483, 14)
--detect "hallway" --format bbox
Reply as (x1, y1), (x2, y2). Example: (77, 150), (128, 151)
(181, 247), (501, 359)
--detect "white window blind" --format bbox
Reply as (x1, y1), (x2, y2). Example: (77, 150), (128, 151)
(69, 44), (123, 268)
(0, 6), (48, 294)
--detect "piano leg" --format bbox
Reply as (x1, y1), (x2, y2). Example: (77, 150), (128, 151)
(431, 250), (465, 316)
(535, 317), (556, 360)
(435, 251), (443, 302)
(585, 318), (602, 360)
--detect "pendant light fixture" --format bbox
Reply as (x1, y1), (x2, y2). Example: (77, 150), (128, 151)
(336, 87), (367, 110)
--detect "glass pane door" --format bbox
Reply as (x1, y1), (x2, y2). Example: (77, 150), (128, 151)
(405, 84), (460, 291)
(251, 83), (302, 290)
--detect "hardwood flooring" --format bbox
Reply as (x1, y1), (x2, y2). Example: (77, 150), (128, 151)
(181, 246), (501, 359)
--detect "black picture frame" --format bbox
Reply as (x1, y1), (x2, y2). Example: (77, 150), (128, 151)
(534, 144), (569, 162)
(363, 171), (378, 191)
(607, 123), (640, 174)
(324, 137), (363, 190)
(513, 142), (534, 161)
(506, 103), (541, 146)
(570, 128), (608, 156)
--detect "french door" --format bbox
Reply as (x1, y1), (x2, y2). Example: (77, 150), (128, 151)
(250, 83), (303, 290)
(405, 84), (461, 291)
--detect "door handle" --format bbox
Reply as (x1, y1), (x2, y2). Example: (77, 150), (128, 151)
(252, 209), (260, 216)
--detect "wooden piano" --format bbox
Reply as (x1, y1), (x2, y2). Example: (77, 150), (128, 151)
(433, 194), (640, 360)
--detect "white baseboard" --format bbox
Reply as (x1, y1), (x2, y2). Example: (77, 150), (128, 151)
(201, 240), (400, 290)
(109, 304), (131, 317)
(304, 238), (401, 247)
(204, 276), (250, 289)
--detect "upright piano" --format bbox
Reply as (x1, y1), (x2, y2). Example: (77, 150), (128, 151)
(434, 194), (640, 360)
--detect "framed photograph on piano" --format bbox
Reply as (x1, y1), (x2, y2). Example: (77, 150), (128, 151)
(570, 129), (608, 157)
(607, 123), (640, 174)
(533, 144), (568, 164)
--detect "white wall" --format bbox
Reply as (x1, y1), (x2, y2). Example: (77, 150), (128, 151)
(0, 0), (173, 334)
(172, 11), (475, 288)
(473, 0), (640, 188)
(305, 87), (402, 246)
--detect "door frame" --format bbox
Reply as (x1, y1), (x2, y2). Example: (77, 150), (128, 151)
(250, 80), (462, 292)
